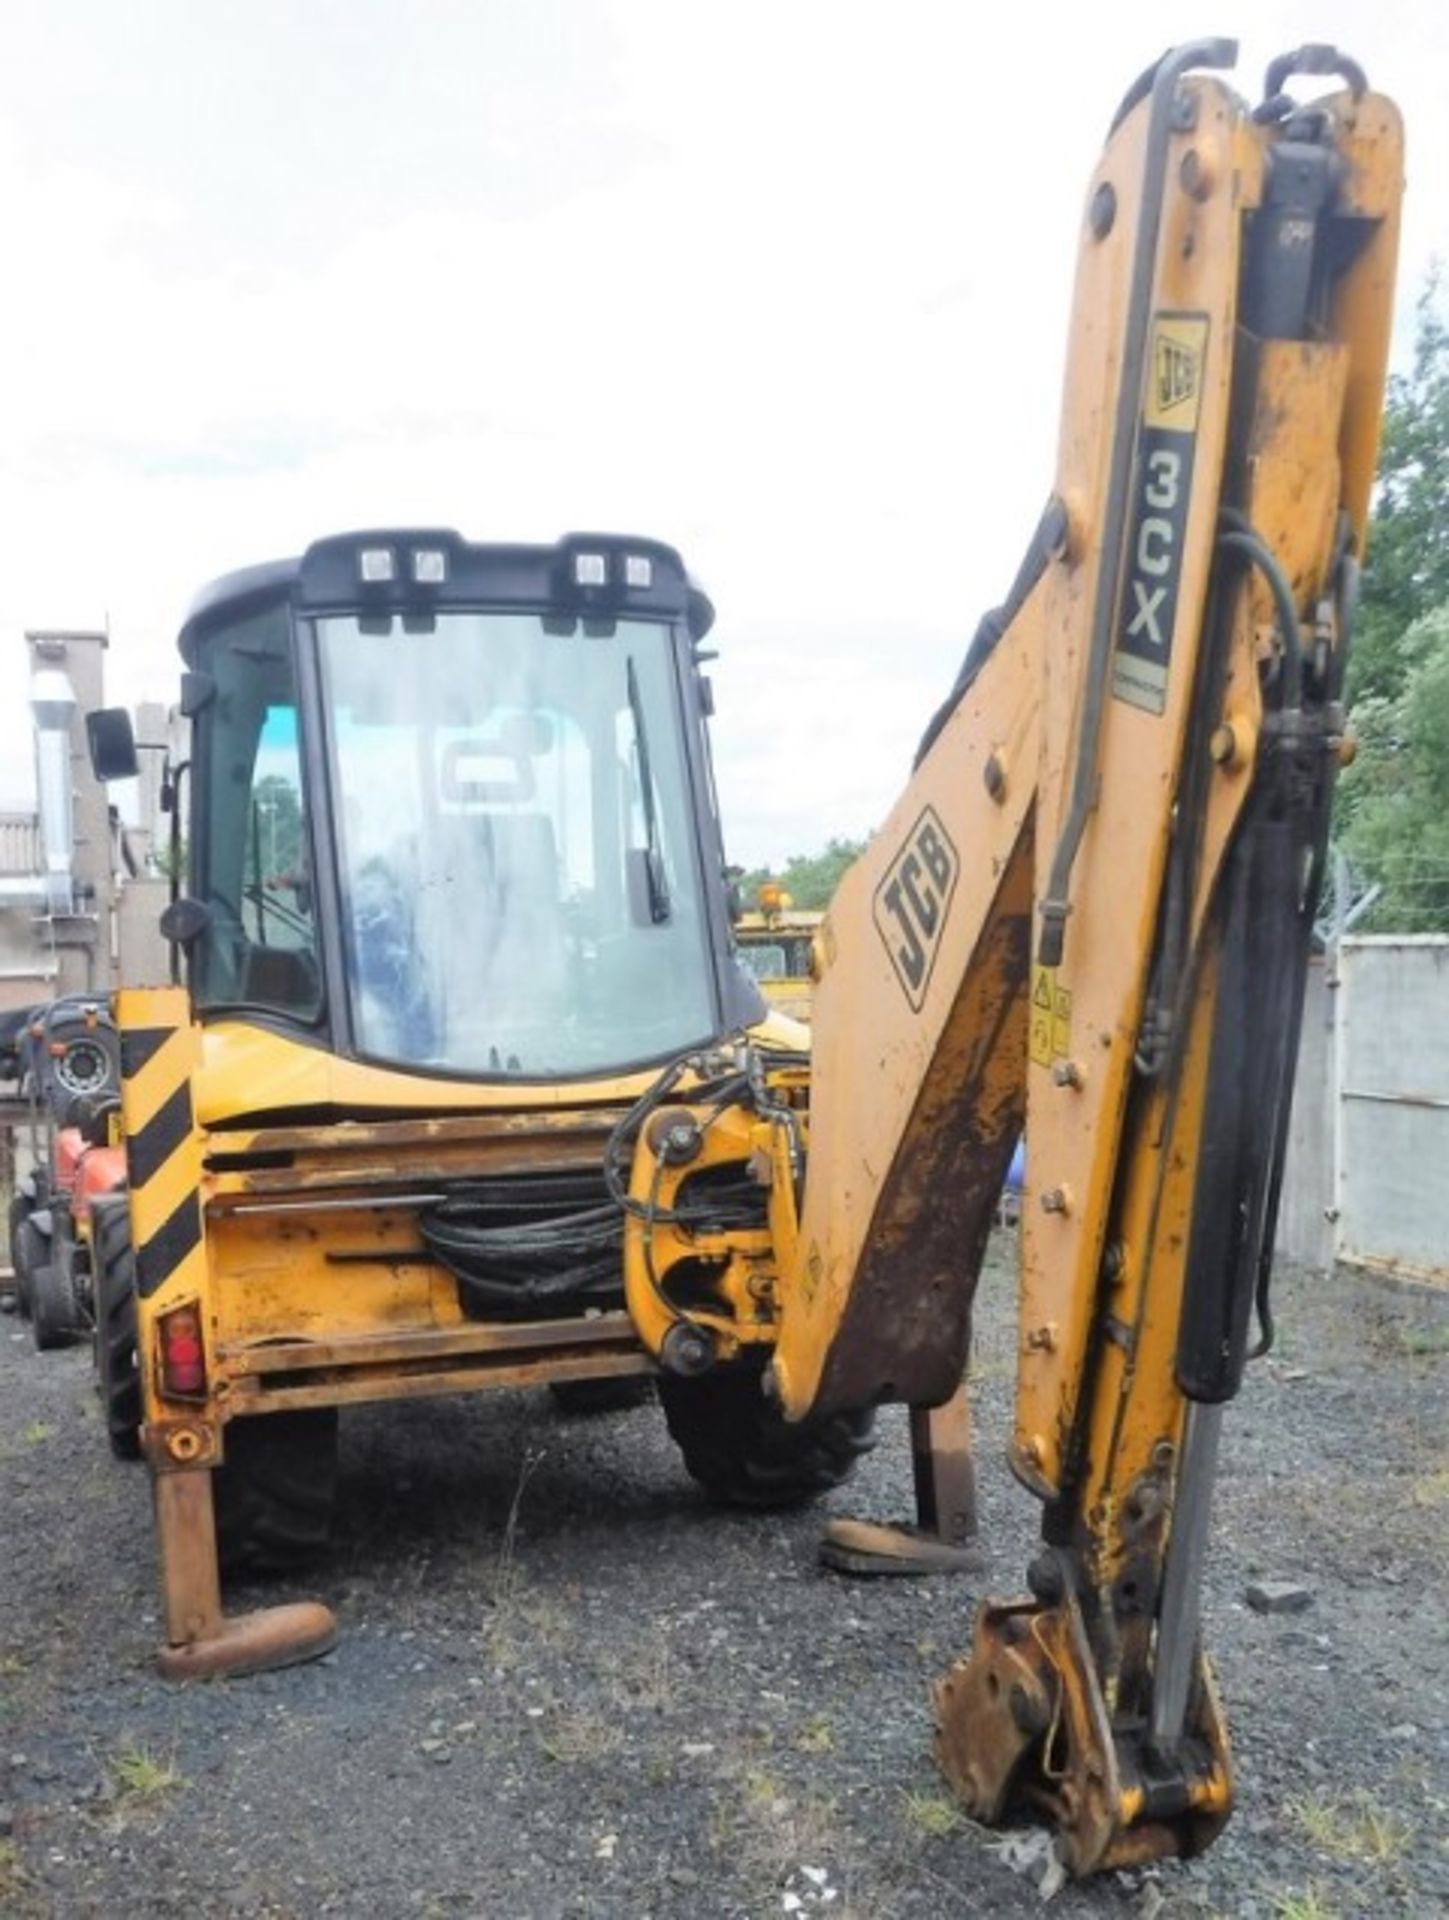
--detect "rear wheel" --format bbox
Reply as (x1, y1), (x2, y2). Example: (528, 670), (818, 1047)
(13, 1213), (47, 1322)
(31, 1258), (82, 1351)
(90, 1196), (142, 1461)
(7, 1195), (35, 1319)
(659, 1355), (876, 1509)
(214, 1411), (340, 1575)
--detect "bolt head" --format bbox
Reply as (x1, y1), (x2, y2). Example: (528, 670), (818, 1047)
(1210, 722), (1238, 765)
(1179, 147), (1213, 200)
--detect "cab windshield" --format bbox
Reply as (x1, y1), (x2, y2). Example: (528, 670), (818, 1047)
(317, 611), (716, 1077)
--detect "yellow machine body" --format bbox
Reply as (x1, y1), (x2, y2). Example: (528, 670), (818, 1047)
(120, 1000), (814, 1453)
(104, 36), (1402, 1872)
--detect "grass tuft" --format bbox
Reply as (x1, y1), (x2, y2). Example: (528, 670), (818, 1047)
(111, 1744), (184, 1798)
(537, 1708), (623, 1765)
(900, 1788), (963, 1837)
(1293, 1788), (1406, 1864)
(1270, 1884), (1339, 1920)
(0, 1838), (22, 1893)
(796, 1714), (834, 1754)
(1399, 1324), (1449, 1357)
(742, 1765), (786, 1809)
(491, 1445), (545, 1613)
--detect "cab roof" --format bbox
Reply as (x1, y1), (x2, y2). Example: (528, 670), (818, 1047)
(179, 529), (715, 662)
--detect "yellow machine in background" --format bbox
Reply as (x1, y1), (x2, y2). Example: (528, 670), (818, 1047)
(733, 887), (823, 1021)
(87, 36), (1401, 1879)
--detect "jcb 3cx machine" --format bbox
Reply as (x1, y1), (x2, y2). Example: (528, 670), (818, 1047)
(89, 38), (1401, 1877)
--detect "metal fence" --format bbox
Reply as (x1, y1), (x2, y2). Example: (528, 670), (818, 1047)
(1276, 936), (1449, 1284)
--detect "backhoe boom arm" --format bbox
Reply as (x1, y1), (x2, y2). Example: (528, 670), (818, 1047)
(624, 41), (1403, 1872)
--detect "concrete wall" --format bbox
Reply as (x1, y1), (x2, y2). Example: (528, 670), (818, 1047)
(114, 878), (172, 990)
(1276, 936), (1449, 1283)
(1336, 938), (1449, 1281)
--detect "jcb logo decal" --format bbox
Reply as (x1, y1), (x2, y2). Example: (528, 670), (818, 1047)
(1154, 336), (1198, 418)
(873, 807), (959, 1010)
(1114, 311), (1209, 716)
(1143, 313), (1208, 432)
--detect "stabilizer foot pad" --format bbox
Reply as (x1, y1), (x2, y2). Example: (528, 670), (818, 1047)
(819, 1518), (985, 1578)
(157, 1602), (338, 1681)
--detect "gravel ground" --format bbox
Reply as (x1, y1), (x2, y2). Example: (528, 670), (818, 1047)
(0, 1243), (1445, 1919)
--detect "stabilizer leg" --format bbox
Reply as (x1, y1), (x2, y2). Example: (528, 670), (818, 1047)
(153, 1468), (337, 1680)
(820, 1381), (983, 1576)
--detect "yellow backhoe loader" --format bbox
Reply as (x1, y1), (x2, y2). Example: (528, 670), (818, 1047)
(733, 888), (824, 1022)
(87, 37), (1401, 1877)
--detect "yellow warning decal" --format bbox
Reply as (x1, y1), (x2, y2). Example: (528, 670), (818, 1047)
(1030, 964), (1055, 1067)
(1052, 984), (1073, 1059)
(1143, 313), (1209, 432)
(1030, 964), (1073, 1067)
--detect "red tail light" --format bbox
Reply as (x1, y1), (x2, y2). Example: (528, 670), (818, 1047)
(158, 1304), (206, 1398)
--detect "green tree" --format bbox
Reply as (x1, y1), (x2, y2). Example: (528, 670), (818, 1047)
(1332, 274), (1449, 930)
(1348, 274), (1449, 707)
(1340, 601), (1449, 930)
(739, 835), (868, 911)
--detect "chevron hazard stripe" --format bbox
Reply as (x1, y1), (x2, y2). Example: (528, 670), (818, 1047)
(116, 986), (207, 1302)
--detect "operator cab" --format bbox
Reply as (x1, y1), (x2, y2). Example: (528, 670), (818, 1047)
(96, 530), (762, 1082)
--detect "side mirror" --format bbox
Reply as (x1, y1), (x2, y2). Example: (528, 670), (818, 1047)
(86, 709), (139, 781)
(159, 896), (212, 949)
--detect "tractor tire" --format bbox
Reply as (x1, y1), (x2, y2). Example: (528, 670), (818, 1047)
(43, 1017), (120, 1112)
(13, 1213), (46, 1321)
(90, 1196), (142, 1461)
(8, 1195), (35, 1320)
(31, 1259), (83, 1351)
(659, 1355), (876, 1510)
(8, 1190), (28, 1268)
(549, 1376), (654, 1416)
(214, 1411), (340, 1575)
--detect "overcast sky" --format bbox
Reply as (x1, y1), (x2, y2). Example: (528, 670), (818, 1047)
(0, 1), (1444, 865)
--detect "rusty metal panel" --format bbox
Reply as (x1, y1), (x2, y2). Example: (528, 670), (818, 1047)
(226, 1345), (652, 1414)
(206, 1105), (626, 1198)
(219, 1310), (640, 1375)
